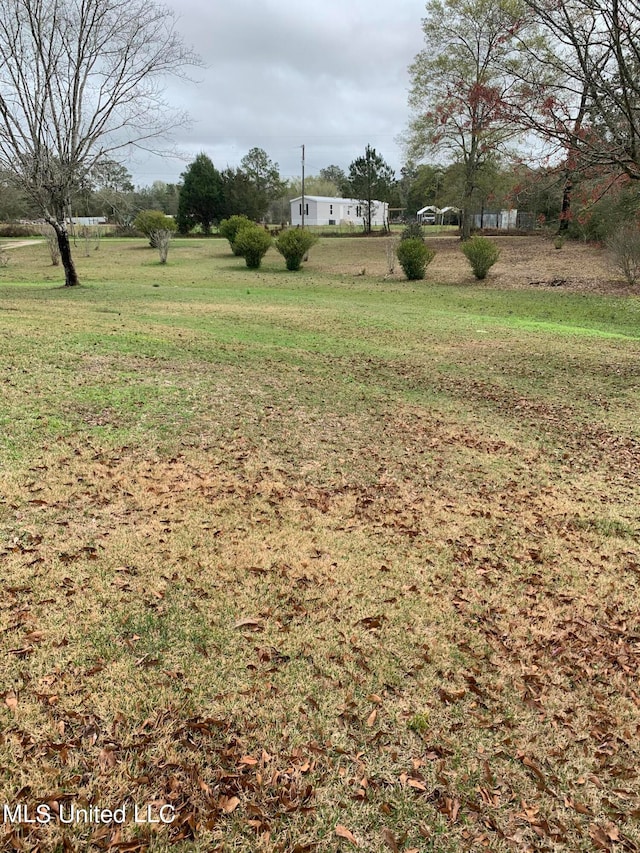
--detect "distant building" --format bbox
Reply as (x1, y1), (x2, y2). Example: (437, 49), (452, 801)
(68, 216), (107, 226)
(290, 196), (389, 228)
(470, 209), (535, 230)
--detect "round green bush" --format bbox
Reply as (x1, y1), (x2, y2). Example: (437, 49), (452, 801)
(275, 228), (318, 271)
(461, 236), (500, 279)
(233, 224), (272, 269)
(133, 210), (177, 248)
(396, 238), (435, 280)
(218, 215), (251, 255)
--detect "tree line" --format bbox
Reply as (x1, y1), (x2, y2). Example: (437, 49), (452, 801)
(406, 0), (640, 239)
(1, 0), (639, 284)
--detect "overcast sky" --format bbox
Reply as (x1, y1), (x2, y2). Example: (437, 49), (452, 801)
(125, 0), (428, 187)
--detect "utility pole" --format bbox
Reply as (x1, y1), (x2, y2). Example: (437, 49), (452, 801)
(301, 144), (305, 229)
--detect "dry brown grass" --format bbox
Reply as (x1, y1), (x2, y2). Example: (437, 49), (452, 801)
(316, 234), (634, 294)
(2, 408), (638, 852)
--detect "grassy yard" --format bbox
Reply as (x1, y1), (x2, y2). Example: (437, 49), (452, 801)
(0, 236), (639, 852)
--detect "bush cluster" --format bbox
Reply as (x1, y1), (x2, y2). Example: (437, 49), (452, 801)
(275, 229), (318, 271)
(218, 215), (251, 255)
(233, 223), (272, 269)
(461, 237), (500, 279)
(396, 238), (435, 280)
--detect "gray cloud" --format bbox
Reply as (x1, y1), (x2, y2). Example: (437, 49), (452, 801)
(126, 0), (427, 185)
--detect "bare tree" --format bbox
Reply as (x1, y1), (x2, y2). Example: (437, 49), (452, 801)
(515, 0), (640, 182)
(0, 0), (200, 286)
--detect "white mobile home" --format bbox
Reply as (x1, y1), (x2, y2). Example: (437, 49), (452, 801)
(290, 196), (389, 228)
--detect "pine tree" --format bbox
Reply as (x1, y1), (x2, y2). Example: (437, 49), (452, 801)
(345, 145), (395, 233)
(177, 154), (222, 235)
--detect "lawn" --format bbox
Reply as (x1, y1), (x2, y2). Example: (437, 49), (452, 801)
(0, 236), (639, 852)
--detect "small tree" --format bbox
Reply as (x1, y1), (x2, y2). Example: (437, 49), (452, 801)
(134, 210), (177, 248)
(218, 215), (252, 254)
(385, 236), (401, 275)
(462, 236), (500, 279)
(234, 224), (272, 269)
(275, 229), (318, 271)
(150, 229), (173, 264)
(396, 238), (436, 280)
(406, 0), (529, 240)
(240, 147), (285, 221)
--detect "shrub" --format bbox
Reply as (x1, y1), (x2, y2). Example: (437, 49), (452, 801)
(385, 235), (400, 275)
(401, 222), (425, 242)
(218, 215), (251, 255)
(607, 224), (640, 284)
(133, 210), (176, 248)
(461, 236), (500, 279)
(149, 229), (173, 264)
(275, 228), (318, 271)
(396, 238), (435, 280)
(39, 224), (61, 265)
(233, 224), (272, 269)
(0, 223), (39, 238)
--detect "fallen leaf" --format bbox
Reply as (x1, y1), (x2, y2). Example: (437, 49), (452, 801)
(221, 796), (240, 813)
(336, 824), (358, 845)
(382, 827), (399, 851)
(234, 618), (264, 631)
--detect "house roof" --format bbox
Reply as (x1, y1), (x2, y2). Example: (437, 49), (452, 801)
(289, 196), (387, 205)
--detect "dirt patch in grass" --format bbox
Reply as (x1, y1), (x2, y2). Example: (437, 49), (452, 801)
(315, 235), (638, 295)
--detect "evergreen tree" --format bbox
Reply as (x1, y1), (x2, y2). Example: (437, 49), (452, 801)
(345, 145), (395, 232)
(239, 148), (284, 221)
(177, 153), (222, 234)
(219, 168), (265, 222)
